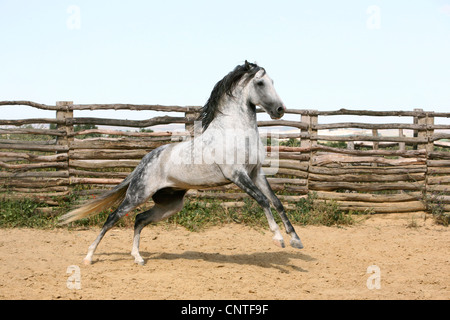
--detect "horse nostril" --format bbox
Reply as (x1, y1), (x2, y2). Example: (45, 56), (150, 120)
(277, 106), (284, 114)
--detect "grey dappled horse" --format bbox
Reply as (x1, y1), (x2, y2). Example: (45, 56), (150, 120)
(60, 61), (304, 265)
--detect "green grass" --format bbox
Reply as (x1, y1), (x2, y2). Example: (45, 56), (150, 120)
(0, 192), (358, 230)
(0, 198), (54, 228)
(288, 192), (356, 226)
(425, 192), (450, 227)
(1, 191), (448, 230)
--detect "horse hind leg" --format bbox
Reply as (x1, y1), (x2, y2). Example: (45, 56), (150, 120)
(131, 188), (186, 265)
(83, 196), (142, 265)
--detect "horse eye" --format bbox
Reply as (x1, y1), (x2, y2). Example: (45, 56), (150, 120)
(256, 80), (265, 87)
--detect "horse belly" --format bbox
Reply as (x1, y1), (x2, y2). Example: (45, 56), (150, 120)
(167, 164), (230, 189)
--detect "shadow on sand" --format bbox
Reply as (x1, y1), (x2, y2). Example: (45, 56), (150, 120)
(136, 250), (316, 273)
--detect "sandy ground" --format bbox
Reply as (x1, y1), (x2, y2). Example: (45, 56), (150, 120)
(0, 214), (448, 300)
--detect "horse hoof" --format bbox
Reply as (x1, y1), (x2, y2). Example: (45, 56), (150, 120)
(290, 238), (304, 249)
(273, 238), (285, 248)
(134, 259), (145, 266)
(83, 258), (92, 265)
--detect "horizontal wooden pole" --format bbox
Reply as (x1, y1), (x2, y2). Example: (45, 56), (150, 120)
(69, 159), (140, 169)
(71, 103), (200, 112)
(0, 178), (69, 187)
(257, 120), (308, 129)
(428, 195), (450, 204)
(309, 181), (424, 191)
(0, 128), (65, 136)
(315, 134), (428, 143)
(428, 151), (450, 160)
(431, 133), (450, 141)
(271, 161), (309, 171)
(0, 143), (68, 152)
(266, 146), (311, 153)
(69, 149), (148, 160)
(313, 108), (450, 117)
(309, 165), (426, 175)
(68, 129), (187, 138)
(428, 167), (450, 174)
(267, 177), (308, 185)
(311, 145), (426, 158)
(313, 154), (426, 166)
(69, 177), (123, 185)
(314, 191), (423, 203)
(434, 141), (450, 148)
(68, 168), (130, 178)
(427, 176), (450, 185)
(427, 185), (450, 193)
(314, 122), (428, 130)
(0, 118), (63, 126)
(69, 116), (187, 128)
(316, 123), (450, 130)
(0, 152), (68, 162)
(0, 100), (58, 110)
(427, 160), (450, 167)
(336, 200), (426, 213)
(1, 186), (68, 193)
(0, 191), (70, 200)
(0, 138), (57, 146)
(70, 138), (163, 150)
(264, 167), (309, 178)
(0, 171), (68, 178)
(309, 172), (425, 183)
(0, 161), (68, 170)
(276, 152), (310, 161)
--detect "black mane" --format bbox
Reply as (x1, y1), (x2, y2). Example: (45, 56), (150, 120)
(197, 61), (265, 131)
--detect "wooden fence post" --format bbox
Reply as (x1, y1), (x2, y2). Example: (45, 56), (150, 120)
(372, 129), (379, 167)
(424, 112), (435, 207)
(415, 109), (435, 206)
(416, 109), (428, 152)
(425, 112), (434, 154)
(415, 111), (435, 152)
(301, 111), (318, 195)
(399, 129), (405, 151)
(56, 101), (74, 147)
(413, 108), (424, 151)
(300, 111), (317, 148)
(185, 107), (201, 136)
(56, 101), (74, 193)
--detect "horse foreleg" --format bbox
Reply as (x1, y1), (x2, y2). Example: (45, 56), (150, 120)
(230, 171), (285, 248)
(253, 173), (304, 249)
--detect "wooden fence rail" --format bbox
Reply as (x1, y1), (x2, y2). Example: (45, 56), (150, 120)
(1, 100), (449, 215)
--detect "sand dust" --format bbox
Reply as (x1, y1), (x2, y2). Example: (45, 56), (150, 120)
(0, 214), (448, 300)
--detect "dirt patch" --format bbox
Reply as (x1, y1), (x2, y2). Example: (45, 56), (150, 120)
(0, 214), (448, 300)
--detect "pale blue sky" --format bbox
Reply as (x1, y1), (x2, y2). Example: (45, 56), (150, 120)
(1, 0), (450, 122)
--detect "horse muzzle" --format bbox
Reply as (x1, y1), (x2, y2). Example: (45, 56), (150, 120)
(270, 105), (285, 120)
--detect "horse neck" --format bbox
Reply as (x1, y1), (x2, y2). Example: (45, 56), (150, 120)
(209, 91), (258, 132)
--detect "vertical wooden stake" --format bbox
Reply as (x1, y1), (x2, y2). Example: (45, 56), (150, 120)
(56, 101), (74, 193)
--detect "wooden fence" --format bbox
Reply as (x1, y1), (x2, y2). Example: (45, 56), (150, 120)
(1, 100), (449, 215)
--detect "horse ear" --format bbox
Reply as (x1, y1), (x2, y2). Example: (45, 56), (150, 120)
(245, 60), (251, 70)
(254, 69), (265, 79)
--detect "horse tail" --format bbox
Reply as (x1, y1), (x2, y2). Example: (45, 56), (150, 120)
(58, 176), (132, 225)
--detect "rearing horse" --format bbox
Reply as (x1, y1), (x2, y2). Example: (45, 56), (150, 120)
(60, 61), (304, 265)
